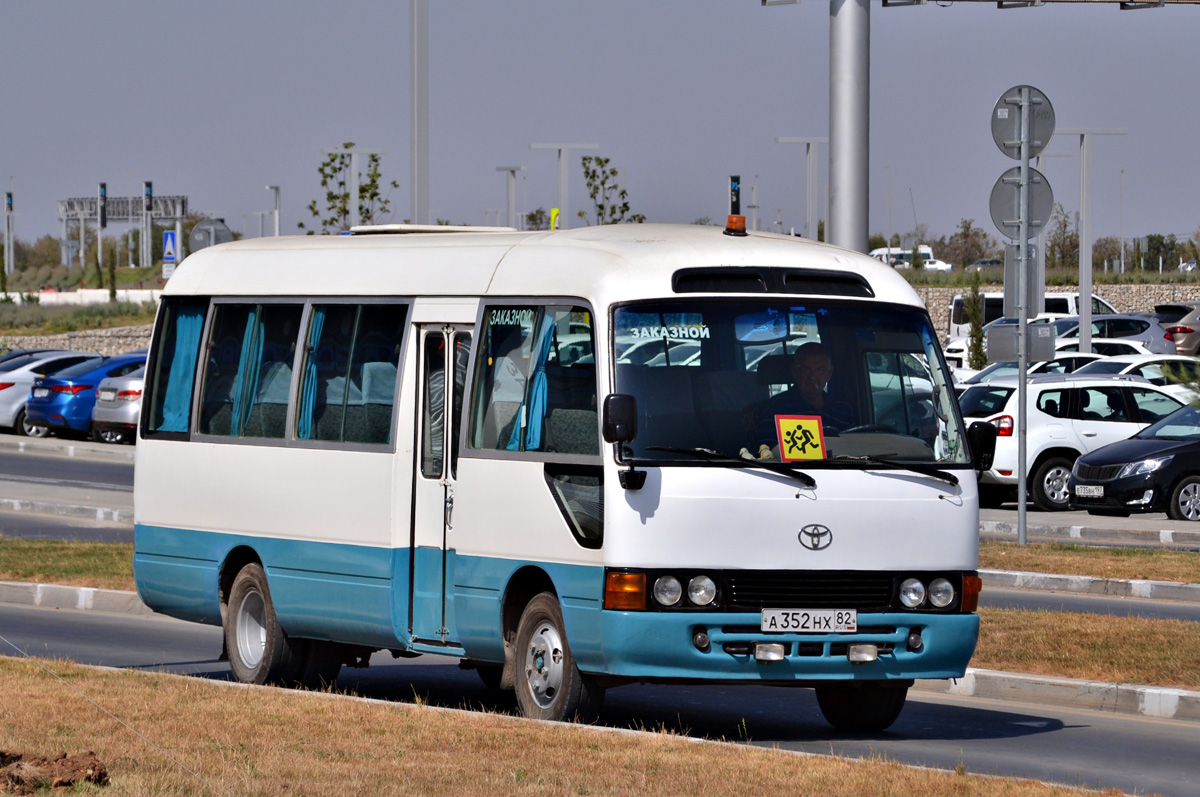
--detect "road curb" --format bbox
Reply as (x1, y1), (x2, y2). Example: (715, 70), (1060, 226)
(914, 667), (1200, 723)
(3, 578), (1199, 723)
(0, 436), (135, 462)
(0, 497), (131, 524)
(981, 568), (1200, 603)
(981, 519), (1200, 548)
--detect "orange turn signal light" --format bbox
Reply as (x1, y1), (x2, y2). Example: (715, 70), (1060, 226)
(604, 572), (646, 611)
(961, 575), (982, 613)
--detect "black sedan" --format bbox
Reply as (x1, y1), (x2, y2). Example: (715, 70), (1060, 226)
(1068, 403), (1200, 520)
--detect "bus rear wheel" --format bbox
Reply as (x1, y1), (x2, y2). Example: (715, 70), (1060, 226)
(815, 682), (909, 732)
(225, 563), (342, 688)
(514, 592), (603, 722)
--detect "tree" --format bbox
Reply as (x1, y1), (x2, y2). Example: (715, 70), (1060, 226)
(577, 155), (645, 226)
(298, 142), (399, 234)
(939, 218), (995, 270)
(911, 244), (925, 271)
(966, 269), (987, 370)
(1092, 236), (1122, 270)
(1045, 203), (1078, 272)
(525, 208), (550, 231)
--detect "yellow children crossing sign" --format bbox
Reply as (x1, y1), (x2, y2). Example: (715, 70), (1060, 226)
(774, 415), (828, 461)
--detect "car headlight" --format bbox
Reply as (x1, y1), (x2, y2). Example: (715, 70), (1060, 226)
(687, 575), (717, 606)
(899, 578), (926, 608)
(928, 578), (955, 608)
(652, 576), (682, 607)
(1117, 456), (1174, 479)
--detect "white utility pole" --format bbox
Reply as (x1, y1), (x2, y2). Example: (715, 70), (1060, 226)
(411, 0), (430, 225)
(776, 137), (828, 240)
(530, 144), (598, 230)
(496, 166), (525, 229)
(266, 185), (281, 235)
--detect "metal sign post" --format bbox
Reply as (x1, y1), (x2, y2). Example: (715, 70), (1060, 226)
(991, 85), (1055, 545)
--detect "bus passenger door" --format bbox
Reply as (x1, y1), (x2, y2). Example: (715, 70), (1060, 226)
(411, 325), (472, 646)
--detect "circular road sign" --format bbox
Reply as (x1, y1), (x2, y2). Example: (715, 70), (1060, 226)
(989, 166), (1054, 240)
(189, 218), (234, 253)
(991, 85), (1055, 160)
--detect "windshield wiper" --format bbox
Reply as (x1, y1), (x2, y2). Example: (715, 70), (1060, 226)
(829, 454), (959, 488)
(644, 446), (817, 489)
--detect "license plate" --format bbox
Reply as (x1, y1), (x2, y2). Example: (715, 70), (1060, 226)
(99, 389), (116, 402)
(1075, 485), (1104, 498)
(761, 609), (857, 633)
(32, 388), (49, 398)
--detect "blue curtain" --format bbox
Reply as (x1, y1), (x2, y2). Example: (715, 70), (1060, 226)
(229, 308), (263, 436)
(296, 307), (326, 439)
(510, 313), (555, 451)
(158, 305), (205, 433)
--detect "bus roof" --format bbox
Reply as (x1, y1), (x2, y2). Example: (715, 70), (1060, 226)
(162, 223), (923, 309)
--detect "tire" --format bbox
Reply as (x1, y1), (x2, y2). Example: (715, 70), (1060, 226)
(815, 682), (909, 732)
(513, 592), (603, 722)
(91, 425), (126, 444)
(15, 409), (49, 439)
(1031, 456), (1074, 512)
(224, 563), (343, 688)
(1168, 476), (1200, 522)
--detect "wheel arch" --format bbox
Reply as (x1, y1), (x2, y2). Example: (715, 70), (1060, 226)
(494, 566), (557, 690)
(219, 546), (263, 608)
(1028, 447), (1081, 485)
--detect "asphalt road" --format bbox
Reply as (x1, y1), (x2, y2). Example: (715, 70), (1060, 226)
(2, 603), (1198, 796)
(0, 448), (133, 491)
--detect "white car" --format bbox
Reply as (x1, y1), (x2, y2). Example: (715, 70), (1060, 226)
(0, 350), (103, 436)
(958, 374), (1185, 511)
(1072, 354), (1200, 402)
(953, 353), (1105, 395)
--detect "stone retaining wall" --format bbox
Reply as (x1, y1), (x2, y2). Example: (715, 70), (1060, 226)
(1, 325), (153, 356)
(915, 283), (1200, 343)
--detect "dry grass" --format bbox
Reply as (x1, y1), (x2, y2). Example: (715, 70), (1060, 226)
(979, 540), (1200, 584)
(0, 537), (134, 591)
(0, 656), (1121, 797)
(977, 607), (1200, 689)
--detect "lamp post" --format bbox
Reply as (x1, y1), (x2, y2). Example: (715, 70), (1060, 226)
(530, 144), (598, 230)
(775, 137), (827, 240)
(496, 166), (525, 228)
(266, 185), (280, 236)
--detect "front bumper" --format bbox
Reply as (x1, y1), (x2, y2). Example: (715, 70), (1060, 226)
(590, 610), (979, 682)
(1068, 474), (1162, 513)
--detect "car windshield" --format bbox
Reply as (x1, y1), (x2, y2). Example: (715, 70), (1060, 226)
(612, 299), (970, 465)
(958, 385), (1013, 418)
(966, 361), (1019, 383)
(1050, 318), (1078, 336)
(1073, 360), (1126, 375)
(1138, 404), (1200, 440)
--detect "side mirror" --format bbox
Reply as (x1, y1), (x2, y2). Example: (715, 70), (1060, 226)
(967, 421), (997, 472)
(603, 394), (638, 444)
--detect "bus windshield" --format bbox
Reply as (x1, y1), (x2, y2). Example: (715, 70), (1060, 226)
(613, 299), (969, 466)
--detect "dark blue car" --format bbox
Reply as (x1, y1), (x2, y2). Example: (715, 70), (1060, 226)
(25, 351), (147, 439)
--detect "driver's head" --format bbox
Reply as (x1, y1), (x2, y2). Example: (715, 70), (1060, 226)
(791, 342), (833, 405)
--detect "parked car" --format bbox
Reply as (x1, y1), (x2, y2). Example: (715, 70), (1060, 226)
(1069, 403), (1200, 520)
(953, 353), (1105, 395)
(0, 348), (57, 367)
(1055, 338), (1159, 357)
(958, 374), (1185, 511)
(1072, 354), (1200, 402)
(24, 351), (147, 438)
(1053, 314), (1176, 355)
(942, 315), (1063, 370)
(1154, 301), (1200, 356)
(0, 350), (103, 437)
(966, 258), (1003, 271)
(90, 365), (145, 444)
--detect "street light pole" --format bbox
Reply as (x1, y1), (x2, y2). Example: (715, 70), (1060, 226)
(530, 144), (598, 230)
(411, 0), (430, 226)
(775, 137), (828, 240)
(266, 185), (280, 236)
(496, 166), (525, 228)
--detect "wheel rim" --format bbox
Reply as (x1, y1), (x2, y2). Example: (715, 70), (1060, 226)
(99, 430), (121, 443)
(1043, 465), (1071, 506)
(523, 621), (565, 709)
(1178, 483), (1200, 521)
(23, 419), (47, 438)
(235, 589), (268, 669)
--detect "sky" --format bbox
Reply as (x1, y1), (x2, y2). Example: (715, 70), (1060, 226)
(1, 1), (1197, 253)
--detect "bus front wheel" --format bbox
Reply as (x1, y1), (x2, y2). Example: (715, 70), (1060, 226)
(514, 592), (603, 722)
(814, 682), (908, 732)
(225, 563), (342, 688)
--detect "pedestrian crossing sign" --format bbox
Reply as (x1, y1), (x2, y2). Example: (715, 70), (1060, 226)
(163, 230), (177, 263)
(775, 415), (827, 461)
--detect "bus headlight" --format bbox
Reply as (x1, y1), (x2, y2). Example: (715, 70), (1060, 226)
(928, 578), (955, 608)
(899, 578), (926, 608)
(687, 575), (717, 606)
(653, 576), (682, 607)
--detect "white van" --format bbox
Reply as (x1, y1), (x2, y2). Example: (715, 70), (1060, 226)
(947, 292), (1117, 341)
(870, 245), (934, 268)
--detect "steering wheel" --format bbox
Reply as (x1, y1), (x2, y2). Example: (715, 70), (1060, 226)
(839, 423), (897, 435)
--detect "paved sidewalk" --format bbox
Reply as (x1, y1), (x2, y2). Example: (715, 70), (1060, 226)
(0, 435), (135, 463)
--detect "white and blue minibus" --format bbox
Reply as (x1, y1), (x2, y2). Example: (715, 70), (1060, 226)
(133, 221), (996, 731)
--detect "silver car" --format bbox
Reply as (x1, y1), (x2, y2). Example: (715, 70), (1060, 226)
(0, 350), (103, 437)
(91, 365), (145, 444)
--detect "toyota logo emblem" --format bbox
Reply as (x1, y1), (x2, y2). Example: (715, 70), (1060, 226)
(798, 524), (832, 551)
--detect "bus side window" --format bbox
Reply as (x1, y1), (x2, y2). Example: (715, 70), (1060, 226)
(145, 297), (208, 435)
(296, 303), (406, 445)
(469, 305), (599, 456)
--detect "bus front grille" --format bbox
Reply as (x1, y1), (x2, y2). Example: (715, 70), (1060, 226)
(725, 571), (894, 612)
